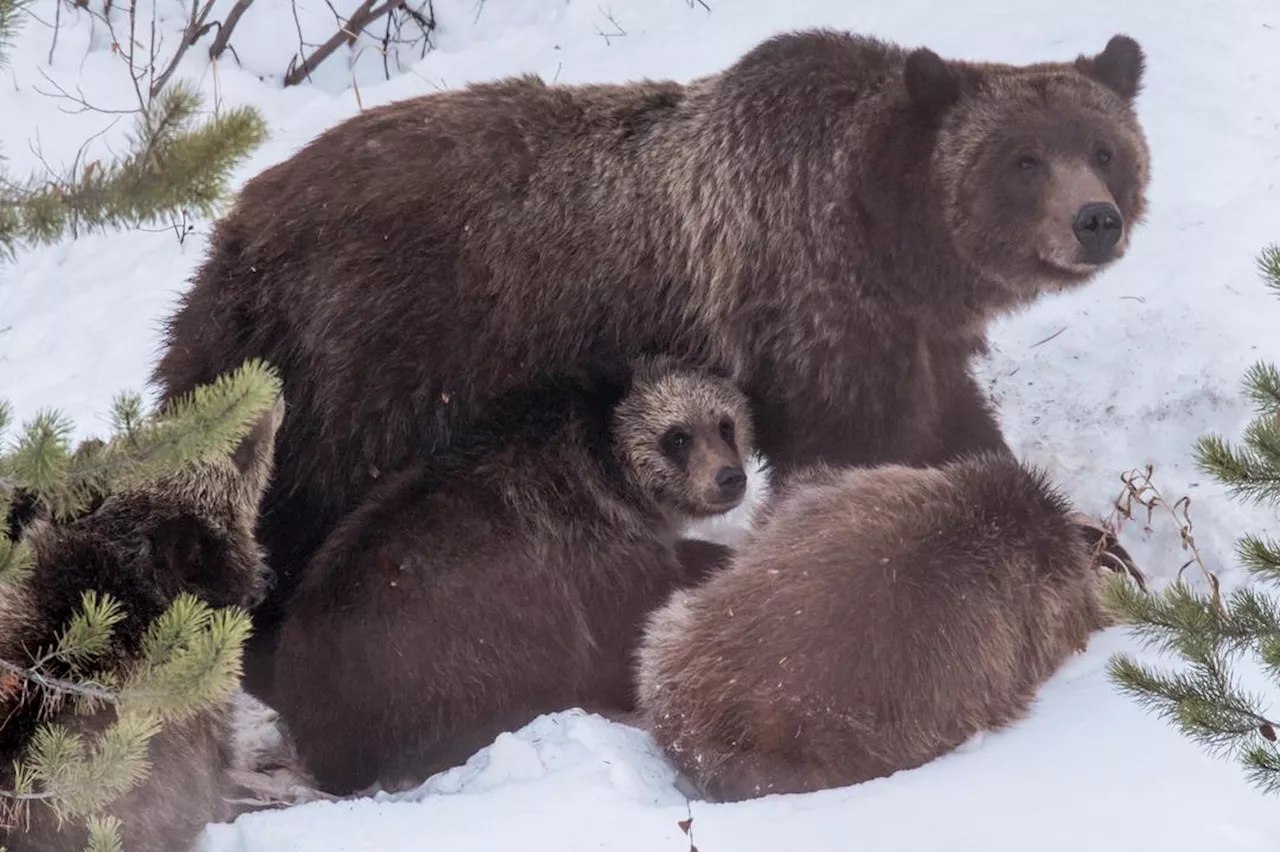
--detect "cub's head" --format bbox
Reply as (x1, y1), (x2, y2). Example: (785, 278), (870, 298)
(612, 357), (755, 520)
(3, 395), (285, 648)
(906, 34), (1150, 297)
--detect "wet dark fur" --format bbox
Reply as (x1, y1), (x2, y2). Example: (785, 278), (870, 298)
(636, 452), (1138, 802)
(271, 359), (754, 796)
(150, 30), (1150, 696)
(0, 399), (283, 851)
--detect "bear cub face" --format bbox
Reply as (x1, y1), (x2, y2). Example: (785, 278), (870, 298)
(5, 395), (284, 649)
(911, 35), (1150, 295)
(613, 358), (756, 520)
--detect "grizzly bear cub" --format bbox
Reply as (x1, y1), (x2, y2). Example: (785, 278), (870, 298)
(635, 452), (1145, 802)
(0, 396), (284, 852)
(270, 357), (756, 796)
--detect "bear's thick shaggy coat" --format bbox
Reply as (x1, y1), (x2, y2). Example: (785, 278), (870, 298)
(635, 452), (1144, 802)
(152, 29), (1151, 693)
(271, 358), (755, 796)
(0, 398), (284, 852)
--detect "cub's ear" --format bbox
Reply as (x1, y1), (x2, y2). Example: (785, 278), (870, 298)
(1076, 34), (1145, 102)
(904, 47), (961, 117)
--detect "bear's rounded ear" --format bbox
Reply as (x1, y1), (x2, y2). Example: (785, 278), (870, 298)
(1076, 34), (1145, 102)
(904, 47), (961, 117)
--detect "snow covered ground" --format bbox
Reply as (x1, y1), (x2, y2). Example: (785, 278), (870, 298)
(3, 0), (1280, 849)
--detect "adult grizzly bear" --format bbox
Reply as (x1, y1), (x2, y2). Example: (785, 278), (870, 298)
(271, 357), (755, 795)
(0, 398), (284, 852)
(634, 452), (1147, 803)
(152, 29), (1151, 693)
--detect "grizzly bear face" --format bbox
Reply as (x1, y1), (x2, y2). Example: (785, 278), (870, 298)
(611, 357), (756, 521)
(4, 396), (285, 653)
(909, 35), (1149, 298)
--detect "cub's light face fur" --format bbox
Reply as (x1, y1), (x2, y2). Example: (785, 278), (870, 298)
(612, 359), (756, 520)
(679, 451), (772, 549)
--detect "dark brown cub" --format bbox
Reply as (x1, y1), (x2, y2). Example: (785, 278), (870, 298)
(271, 357), (755, 796)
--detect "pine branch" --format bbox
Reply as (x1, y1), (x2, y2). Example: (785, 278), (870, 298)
(0, 82), (266, 256)
(1102, 575), (1279, 661)
(1238, 534), (1280, 585)
(1242, 361), (1280, 416)
(0, 538), (34, 587)
(1107, 651), (1279, 760)
(1194, 427), (1280, 508)
(86, 815), (125, 852)
(1, 359), (281, 522)
(0, 0), (23, 68)
(1105, 240), (1280, 796)
(0, 598), (254, 825)
(1257, 242), (1280, 298)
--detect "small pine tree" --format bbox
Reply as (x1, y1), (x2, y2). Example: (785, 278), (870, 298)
(0, 0), (267, 257)
(1103, 243), (1280, 794)
(0, 359), (282, 852)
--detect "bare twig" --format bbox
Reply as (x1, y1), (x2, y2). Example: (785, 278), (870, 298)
(208, 0), (255, 61)
(283, 0), (407, 88)
(0, 657), (118, 706)
(33, 67), (139, 115)
(593, 6), (627, 45)
(285, 0), (311, 85)
(47, 0), (62, 66)
(149, 0), (217, 99)
(1030, 326), (1068, 348)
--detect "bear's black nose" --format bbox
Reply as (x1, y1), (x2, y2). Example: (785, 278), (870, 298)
(1073, 202), (1124, 256)
(715, 466), (747, 500)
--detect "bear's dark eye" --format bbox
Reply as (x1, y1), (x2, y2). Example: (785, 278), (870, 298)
(660, 428), (692, 466)
(718, 416), (735, 447)
(1015, 154), (1041, 172)
(1094, 147), (1113, 167)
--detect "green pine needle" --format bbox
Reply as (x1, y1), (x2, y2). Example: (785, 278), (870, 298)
(54, 591), (128, 675)
(0, 78), (267, 257)
(85, 814), (124, 852)
(0, 0), (24, 70)
(0, 538), (34, 587)
(1257, 243), (1280, 297)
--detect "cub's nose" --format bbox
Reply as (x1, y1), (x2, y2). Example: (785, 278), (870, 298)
(1073, 202), (1124, 256)
(715, 466), (747, 501)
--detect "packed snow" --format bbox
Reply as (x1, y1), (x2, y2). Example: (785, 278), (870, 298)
(2, 0), (1280, 849)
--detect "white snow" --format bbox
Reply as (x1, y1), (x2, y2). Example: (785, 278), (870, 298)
(3, 0), (1280, 849)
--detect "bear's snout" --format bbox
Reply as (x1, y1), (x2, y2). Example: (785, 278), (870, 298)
(1072, 202), (1124, 259)
(714, 466), (748, 503)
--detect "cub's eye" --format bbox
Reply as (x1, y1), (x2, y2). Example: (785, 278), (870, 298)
(1015, 155), (1040, 172)
(718, 417), (735, 446)
(1094, 147), (1113, 166)
(660, 428), (692, 463)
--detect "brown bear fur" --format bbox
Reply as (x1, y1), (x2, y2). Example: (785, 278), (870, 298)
(0, 397), (285, 851)
(270, 357), (755, 796)
(150, 29), (1151, 696)
(634, 452), (1145, 802)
